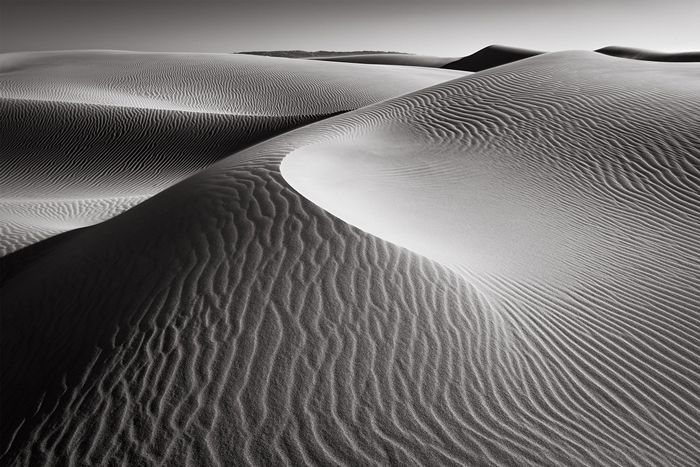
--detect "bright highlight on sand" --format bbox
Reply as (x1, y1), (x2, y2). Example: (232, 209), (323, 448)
(0, 51), (461, 255)
(282, 51), (700, 287)
(282, 133), (580, 281)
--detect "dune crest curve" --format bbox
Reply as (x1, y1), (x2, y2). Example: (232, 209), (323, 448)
(0, 50), (463, 255)
(282, 50), (700, 464)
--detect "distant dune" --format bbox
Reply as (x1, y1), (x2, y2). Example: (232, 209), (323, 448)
(0, 51), (462, 255)
(237, 50), (409, 59)
(237, 45), (700, 72)
(442, 44), (544, 71)
(596, 46), (700, 62)
(2, 49), (699, 466)
(242, 46), (535, 70)
(308, 53), (460, 68)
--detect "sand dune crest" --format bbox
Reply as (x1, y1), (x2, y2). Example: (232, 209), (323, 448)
(0, 50), (462, 256)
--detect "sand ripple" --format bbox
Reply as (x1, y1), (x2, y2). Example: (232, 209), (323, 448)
(3, 162), (522, 466)
(1, 51), (461, 255)
(0, 50), (463, 116)
(282, 51), (700, 465)
(2, 51), (699, 466)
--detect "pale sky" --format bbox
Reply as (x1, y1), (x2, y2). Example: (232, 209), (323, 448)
(2, 1), (699, 56)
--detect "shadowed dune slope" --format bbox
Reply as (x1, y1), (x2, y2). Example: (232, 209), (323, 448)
(2, 51), (699, 467)
(0, 99), (326, 256)
(2, 165), (522, 467)
(0, 51), (462, 256)
(596, 46), (700, 62)
(442, 44), (544, 71)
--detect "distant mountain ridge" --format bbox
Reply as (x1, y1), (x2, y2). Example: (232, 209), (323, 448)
(237, 50), (410, 58)
(237, 45), (700, 72)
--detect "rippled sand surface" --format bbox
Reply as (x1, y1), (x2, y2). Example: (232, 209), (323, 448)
(2, 50), (699, 466)
(0, 51), (462, 255)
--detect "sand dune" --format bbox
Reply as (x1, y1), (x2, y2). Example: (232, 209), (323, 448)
(283, 51), (700, 464)
(283, 51), (700, 282)
(2, 50), (699, 466)
(308, 53), (460, 68)
(241, 44), (700, 72)
(0, 50), (462, 255)
(1, 51), (463, 114)
(442, 44), (544, 71)
(596, 46), (700, 62)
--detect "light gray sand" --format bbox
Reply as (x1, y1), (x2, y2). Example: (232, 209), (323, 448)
(2, 50), (699, 466)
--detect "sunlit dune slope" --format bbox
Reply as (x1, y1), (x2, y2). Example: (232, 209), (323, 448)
(0, 50), (462, 256)
(442, 44), (544, 71)
(2, 51), (699, 466)
(282, 50), (700, 464)
(284, 51), (700, 283)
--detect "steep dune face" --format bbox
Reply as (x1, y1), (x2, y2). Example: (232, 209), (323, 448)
(442, 44), (544, 71)
(283, 51), (700, 465)
(2, 51), (699, 466)
(0, 51), (462, 256)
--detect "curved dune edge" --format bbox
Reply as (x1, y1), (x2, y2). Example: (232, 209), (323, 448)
(596, 46), (700, 62)
(0, 51), (463, 256)
(2, 50), (699, 466)
(0, 50), (464, 115)
(282, 51), (700, 285)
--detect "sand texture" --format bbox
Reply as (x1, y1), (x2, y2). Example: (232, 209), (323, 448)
(0, 51), (462, 255)
(2, 50), (700, 466)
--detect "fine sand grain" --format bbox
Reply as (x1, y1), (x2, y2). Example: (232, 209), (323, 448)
(1, 50), (699, 466)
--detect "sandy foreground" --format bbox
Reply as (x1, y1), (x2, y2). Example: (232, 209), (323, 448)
(1, 49), (699, 466)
